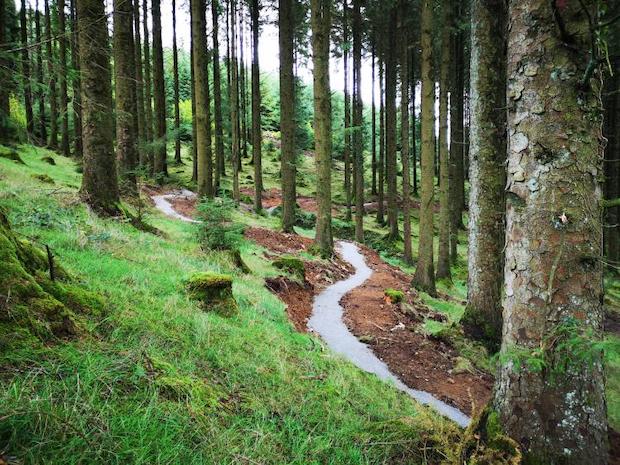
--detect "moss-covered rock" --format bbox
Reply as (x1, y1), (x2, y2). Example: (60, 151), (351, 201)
(384, 288), (405, 304)
(32, 174), (55, 184)
(273, 256), (305, 280)
(184, 272), (237, 316)
(0, 207), (104, 349)
(40, 155), (56, 165)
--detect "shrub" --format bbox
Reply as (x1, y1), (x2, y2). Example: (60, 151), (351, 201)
(384, 288), (405, 304)
(195, 198), (244, 251)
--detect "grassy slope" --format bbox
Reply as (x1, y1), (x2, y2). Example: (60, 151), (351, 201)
(0, 145), (460, 464)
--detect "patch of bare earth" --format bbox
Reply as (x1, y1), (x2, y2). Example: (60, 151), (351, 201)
(246, 227), (351, 332)
(340, 245), (493, 416)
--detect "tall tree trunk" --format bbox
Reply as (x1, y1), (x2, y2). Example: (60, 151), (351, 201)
(352, 0), (363, 243)
(113, 0), (138, 192)
(77, 0), (119, 214)
(462, 0), (506, 349)
(449, 10), (465, 263)
(20, 0), (34, 137)
(35, 0), (47, 144)
(44, 0), (57, 149)
(279, 0), (296, 233)
(251, 0), (263, 212)
(412, 0), (435, 295)
(171, 0), (181, 164)
(371, 46), (377, 196)
(189, 19), (197, 183)
(230, 0), (241, 200)
(410, 46), (417, 196)
(311, 0), (333, 257)
(376, 57), (385, 225)
(343, 0), (352, 222)
(494, 1), (608, 462)
(142, 0), (153, 170)
(192, 0), (213, 198)
(239, 8), (248, 162)
(132, 0), (145, 166)
(399, 3), (411, 264)
(212, 0), (225, 187)
(0, 0), (8, 141)
(151, 0), (167, 177)
(58, 0), (69, 155)
(70, 0), (82, 156)
(385, 10), (398, 241)
(436, 0), (452, 280)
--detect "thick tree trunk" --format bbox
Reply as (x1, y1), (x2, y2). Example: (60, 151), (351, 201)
(371, 47), (377, 197)
(343, 0), (352, 222)
(462, 0), (506, 348)
(113, 0), (138, 192)
(20, 0), (34, 137)
(132, 0), (145, 166)
(35, 0), (47, 144)
(212, 0), (225, 188)
(191, 0), (213, 198)
(58, 0), (69, 155)
(151, 0), (167, 177)
(172, 0), (181, 165)
(44, 0), (57, 149)
(189, 23), (197, 183)
(77, 0), (119, 214)
(352, 0), (363, 243)
(70, 0), (82, 157)
(0, 0), (8, 141)
(279, 0), (296, 233)
(311, 0), (333, 257)
(239, 10), (248, 162)
(399, 3), (411, 264)
(436, 0), (452, 280)
(230, 0), (240, 201)
(251, 0), (263, 212)
(385, 10), (398, 241)
(142, 0), (154, 170)
(412, 0), (435, 295)
(495, 1), (608, 462)
(376, 57), (385, 225)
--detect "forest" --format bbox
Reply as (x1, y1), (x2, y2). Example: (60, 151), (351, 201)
(0, 0), (619, 463)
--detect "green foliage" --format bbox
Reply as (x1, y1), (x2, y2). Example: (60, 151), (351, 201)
(195, 198), (244, 251)
(384, 288), (404, 303)
(273, 256), (305, 280)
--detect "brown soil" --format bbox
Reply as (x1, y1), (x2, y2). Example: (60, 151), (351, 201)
(341, 245), (493, 416)
(142, 185), (199, 220)
(240, 187), (338, 214)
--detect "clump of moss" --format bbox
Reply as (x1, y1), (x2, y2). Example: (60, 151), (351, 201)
(273, 256), (305, 280)
(0, 148), (25, 165)
(40, 155), (56, 165)
(457, 407), (522, 465)
(0, 207), (104, 351)
(385, 288), (405, 304)
(32, 174), (55, 184)
(184, 272), (237, 316)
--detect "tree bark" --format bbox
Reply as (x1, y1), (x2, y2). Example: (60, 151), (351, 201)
(191, 0), (213, 198)
(35, 0), (47, 144)
(463, 0), (506, 349)
(279, 0), (296, 232)
(132, 0), (145, 166)
(58, 0), (69, 155)
(251, 0), (263, 212)
(412, 0), (435, 295)
(399, 2), (411, 264)
(371, 46), (377, 197)
(113, 0), (138, 192)
(70, 0), (82, 157)
(151, 0), (167, 177)
(311, 0), (333, 257)
(436, 0), (452, 280)
(376, 57), (385, 225)
(142, 0), (153, 170)
(385, 9), (398, 241)
(0, 0), (9, 142)
(212, 0), (225, 188)
(343, 0), (352, 222)
(20, 0), (34, 137)
(77, 0), (119, 214)
(230, 0), (241, 201)
(44, 0), (57, 149)
(495, 1), (608, 462)
(410, 46), (417, 196)
(352, 0), (363, 243)
(172, 0), (181, 165)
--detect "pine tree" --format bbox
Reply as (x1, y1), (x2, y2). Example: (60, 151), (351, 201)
(231, 0), (241, 200)
(58, 0), (70, 155)
(172, 0), (181, 165)
(132, 0), (145, 165)
(343, 0), (352, 222)
(35, 0), (47, 143)
(70, 0), (82, 156)
(385, 9), (398, 241)
(411, 0), (435, 295)
(143, 0), (154, 170)
(20, 0), (34, 136)
(251, 0), (263, 212)
(376, 56), (385, 225)
(77, 0), (119, 214)
(151, 0), (167, 177)
(399, 1), (412, 264)
(212, 0), (225, 187)
(44, 0), (58, 149)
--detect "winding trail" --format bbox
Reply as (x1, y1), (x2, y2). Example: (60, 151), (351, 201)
(151, 192), (471, 428)
(309, 241), (471, 428)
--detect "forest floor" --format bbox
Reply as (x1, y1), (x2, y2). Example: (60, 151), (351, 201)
(1, 143), (619, 464)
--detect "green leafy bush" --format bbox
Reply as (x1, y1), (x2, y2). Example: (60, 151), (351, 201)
(195, 198), (244, 251)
